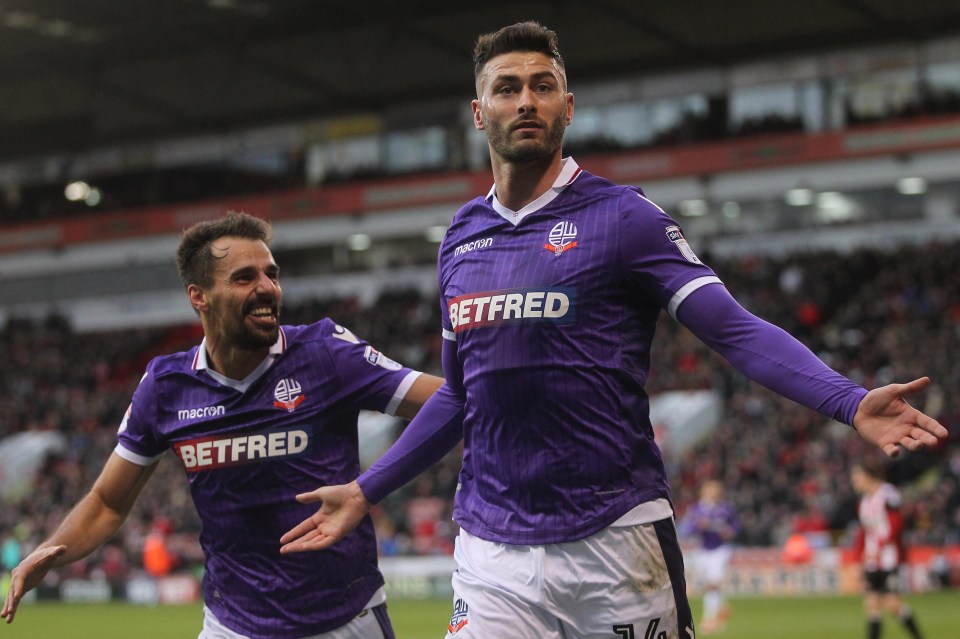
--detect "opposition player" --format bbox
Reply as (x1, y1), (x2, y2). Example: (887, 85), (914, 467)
(679, 480), (739, 635)
(2, 212), (443, 638)
(851, 458), (926, 639)
(280, 22), (948, 638)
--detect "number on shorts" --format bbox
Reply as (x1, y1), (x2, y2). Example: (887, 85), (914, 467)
(614, 617), (667, 639)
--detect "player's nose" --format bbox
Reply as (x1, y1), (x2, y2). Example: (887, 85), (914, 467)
(517, 86), (537, 113)
(255, 271), (279, 295)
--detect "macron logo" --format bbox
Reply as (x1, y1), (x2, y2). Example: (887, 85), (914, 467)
(178, 405), (225, 421)
(454, 237), (493, 257)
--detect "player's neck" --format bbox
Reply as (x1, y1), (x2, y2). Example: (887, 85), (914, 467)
(490, 152), (563, 212)
(204, 338), (270, 381)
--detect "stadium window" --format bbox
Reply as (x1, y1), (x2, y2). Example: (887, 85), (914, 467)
(604, 102), (653, 147)
(925, 61), (960, 112)
(320, 134), (383, 183)
(384, 126), (447, 173)
(563, 105), (604, 147)
(728, 83), (804, 136)
(843, 67), (922, 125)
(647, 94), (710, 145)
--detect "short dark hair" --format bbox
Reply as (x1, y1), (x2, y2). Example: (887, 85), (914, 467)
(473, 21), (565, 85)
(176, 211), (273, 289)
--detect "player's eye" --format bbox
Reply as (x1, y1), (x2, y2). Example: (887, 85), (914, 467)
(233, 270), (255, 283)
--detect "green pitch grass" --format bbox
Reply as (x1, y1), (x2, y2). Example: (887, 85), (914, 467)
(0, 592), (954, 638)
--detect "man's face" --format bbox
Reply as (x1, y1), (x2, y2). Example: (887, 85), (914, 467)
(472, 51), (573, 163)
(195, 236), (282, 349)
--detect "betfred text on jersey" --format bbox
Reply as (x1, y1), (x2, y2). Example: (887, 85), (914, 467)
(174, 426), (311, 472)
(448, 287), (576, 332)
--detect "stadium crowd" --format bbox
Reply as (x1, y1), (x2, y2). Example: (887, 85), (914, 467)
(0, 239), (957, 588)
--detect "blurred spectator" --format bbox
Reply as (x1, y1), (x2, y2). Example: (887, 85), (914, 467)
(142, 518), (177, 578)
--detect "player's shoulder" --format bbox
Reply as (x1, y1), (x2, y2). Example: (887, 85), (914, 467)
(280, 319), (356, 350)
(570, 170), (667, 218)
(285, 319), (381, 354)
(449, 195), (491, 227)
(281, 319), (329, 341)
(145, 349), (197, 380)
(439, 195), (497, 257)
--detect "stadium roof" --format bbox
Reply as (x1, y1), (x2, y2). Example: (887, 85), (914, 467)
(4, 0), (960, 161)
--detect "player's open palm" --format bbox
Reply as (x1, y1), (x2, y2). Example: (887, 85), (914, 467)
(2, 544), (67, 623)
(280, 480), (372, 553)
(853, 377), (948, 458)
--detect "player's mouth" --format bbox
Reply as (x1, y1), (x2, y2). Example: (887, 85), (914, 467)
(246, 303), (278, 326)
(512, 118), (543, 133)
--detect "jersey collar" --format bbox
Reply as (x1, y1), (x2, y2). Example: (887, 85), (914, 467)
(487, 157), (582, 225)
(191, 328), (287, 392)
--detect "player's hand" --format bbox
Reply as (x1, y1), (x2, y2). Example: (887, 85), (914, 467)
(852, 377), (948, 458)
(2, 544), (67, 624)
(279, 480), (372, 554)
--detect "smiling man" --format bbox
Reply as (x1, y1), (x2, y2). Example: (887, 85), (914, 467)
(2, 211), (443, 639)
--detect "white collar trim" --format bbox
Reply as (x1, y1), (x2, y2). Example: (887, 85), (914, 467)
(191, 328), (286, 392)
(487, 157), (582, 225)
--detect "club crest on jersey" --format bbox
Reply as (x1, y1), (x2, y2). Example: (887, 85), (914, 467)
(447, 597), (469, 633)
(665, 225), (702, 264)
(545, 220), (578, 256)
(273, 378), (305, 412)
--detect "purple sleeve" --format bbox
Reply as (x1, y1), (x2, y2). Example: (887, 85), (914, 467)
(322, 322), (417, 413)
(357, 338), (464, 503)
(116, 359), (164, 460)
(676, 283), (867, 425)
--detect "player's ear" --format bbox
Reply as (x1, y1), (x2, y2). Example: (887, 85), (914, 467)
(472, 99), (485, 130)
(187, 284), (209, 313)
(565, 91), (574, 126)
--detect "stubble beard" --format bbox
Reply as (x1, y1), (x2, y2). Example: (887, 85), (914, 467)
(223, 301), (281, 350)
(235, 322), (279, 349)
(485, 112), (567, 163)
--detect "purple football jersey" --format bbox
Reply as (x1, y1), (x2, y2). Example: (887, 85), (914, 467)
(116, 320), (419, 639)
(439, 159), (721, 545)
(679, 501), (740, 551)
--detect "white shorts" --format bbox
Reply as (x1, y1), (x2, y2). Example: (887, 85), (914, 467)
(198, 588), (394, 639)
(692, 546), (732, 586)
(444, 520), (693, 639)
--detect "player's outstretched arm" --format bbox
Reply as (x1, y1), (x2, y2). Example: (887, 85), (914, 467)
(2, 453), (157, 624)
(280, 480), (372, 553)
(852, 377), (948, 458)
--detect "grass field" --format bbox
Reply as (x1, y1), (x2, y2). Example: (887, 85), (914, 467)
(1, 591), (955, 638)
